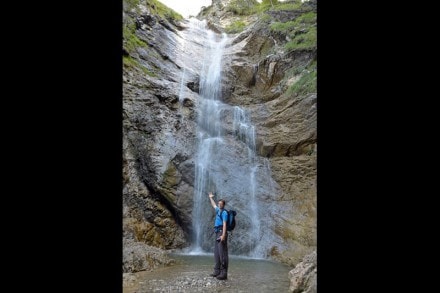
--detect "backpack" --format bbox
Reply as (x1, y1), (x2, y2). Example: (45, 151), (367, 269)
(217, 209), (237, 232)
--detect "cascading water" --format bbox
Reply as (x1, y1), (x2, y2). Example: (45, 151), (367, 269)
(192, 28), (229, 253)
(232, 106), (261, 256)
(177, 18), (278, 258)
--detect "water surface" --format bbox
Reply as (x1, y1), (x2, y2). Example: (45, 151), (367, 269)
(124, 253), (291, 293)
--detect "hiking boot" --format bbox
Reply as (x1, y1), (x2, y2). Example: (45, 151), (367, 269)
(216, 272), (227, 280)
(210, 271), (220, 277)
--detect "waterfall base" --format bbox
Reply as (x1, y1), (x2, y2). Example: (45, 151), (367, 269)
(123, 254), (291, 292)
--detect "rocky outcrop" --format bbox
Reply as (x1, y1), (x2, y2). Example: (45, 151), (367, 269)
(289, 250), (317, 293)
(123, 0), (317, 272)
(123, 238), (175, 273)
(198, 0), (259, 33)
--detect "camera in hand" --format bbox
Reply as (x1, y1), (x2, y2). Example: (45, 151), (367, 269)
(216, 237), (221, 242)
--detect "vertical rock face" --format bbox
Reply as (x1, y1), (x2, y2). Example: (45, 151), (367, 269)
(123, 0), (316, 271)
(123, 1), (197, 271)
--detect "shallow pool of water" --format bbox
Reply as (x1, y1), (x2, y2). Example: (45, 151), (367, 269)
(124, 253), (292, 293)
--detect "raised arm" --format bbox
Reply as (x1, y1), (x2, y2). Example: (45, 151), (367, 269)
(209, 192), (217, 209)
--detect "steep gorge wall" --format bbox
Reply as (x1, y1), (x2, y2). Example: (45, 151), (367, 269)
(123, 0), (316, 271)
(123, 0), (197, 271)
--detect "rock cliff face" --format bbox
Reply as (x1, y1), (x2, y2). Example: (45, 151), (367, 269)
(123, 0), (316, 271)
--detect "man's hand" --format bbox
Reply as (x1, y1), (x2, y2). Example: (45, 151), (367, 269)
(209, 192), (216, 208)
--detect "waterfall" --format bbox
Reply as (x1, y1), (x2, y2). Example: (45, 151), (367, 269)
(177, 18), (275, 258)
(232, 106), (262, 257)
(192, 27), (229, 253)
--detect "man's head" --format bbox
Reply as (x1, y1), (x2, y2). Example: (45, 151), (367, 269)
(218, 199), (226, 209)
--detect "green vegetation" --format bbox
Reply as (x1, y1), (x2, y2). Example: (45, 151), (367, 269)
(123, 55), (138, 67)
(124, 0), (183, 21)
(270, 10), (316, 52)
(271, 1), (302, 11)
(223, 0), (316, 47)
(287, 63), (316, 96)
(285, 26), (316, 51)
(124, 0), (141, 13)
(123, 0), (183, 75)
(146, 0), (183, 22)
(295, 11), (316, 25)
(225, 0), (260, 15)
(287, 70), (316, 96)
(225, 20), (247, 34)
(123, 55), (156, 77)
(259, 13), (272, 23)
(269, 20), (296, 34)
(254, 0), (279, 13)
(223, 0), (312, 17)
(224, 0), (300, 15)
(288, 59), (315, 76)
(123, 24), (148, 53)
(254, 0), (306, 14)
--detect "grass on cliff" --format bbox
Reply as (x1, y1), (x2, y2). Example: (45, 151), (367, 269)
(123, 55), (156, 77)
(224, 0), (311, 17)
(224, 0), (313, 36)
(223, 0), (292, 33)
(270, 1), (302, 11)
(225, 0), (293, 15)
(225, 20), (247, 34)
(287, 60), (316, 96)
(255, 0), (304, 14)
(255, 0), (280, 13)
(225, 0), (260, 15)
(123, 23), (148, 53)
(123, 0), (182, 75)
(287, 69), (316, 96)
(124, 0), (141, 12)
(124, 0), (183, 21)
(270, 11), (316, 52)
(285, 26), (316, 51)
(146, 0), (183, 21)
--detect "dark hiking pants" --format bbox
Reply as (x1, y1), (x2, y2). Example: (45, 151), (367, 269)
(213, 230), (228, 275)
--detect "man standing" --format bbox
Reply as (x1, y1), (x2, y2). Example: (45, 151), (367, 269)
(208, 192), (228, 280)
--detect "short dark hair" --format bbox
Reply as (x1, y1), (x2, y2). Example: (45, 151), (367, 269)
(218, 199), (226, 205)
